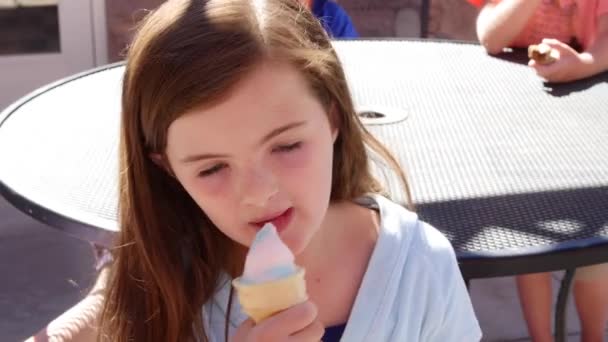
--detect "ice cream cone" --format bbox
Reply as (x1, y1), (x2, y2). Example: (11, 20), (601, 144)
(232, 267), (307, 323)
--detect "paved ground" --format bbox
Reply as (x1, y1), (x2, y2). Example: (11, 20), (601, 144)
(0, 196), (604, 341)
(0, 197), (95, 341)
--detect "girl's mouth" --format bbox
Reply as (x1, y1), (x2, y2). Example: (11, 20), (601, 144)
(251, 207), (294, 233)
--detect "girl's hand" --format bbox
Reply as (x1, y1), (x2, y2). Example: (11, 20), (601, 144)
(231, 301), (325, 342)
(529, 38), (591, 83)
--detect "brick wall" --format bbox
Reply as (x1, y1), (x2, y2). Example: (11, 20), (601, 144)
(339, 0), (479, 39)
(427, 0), (479, 40)
(339, 0), (423, 37)
(105, 0), (164, 61)
(105, 0), (480, 62)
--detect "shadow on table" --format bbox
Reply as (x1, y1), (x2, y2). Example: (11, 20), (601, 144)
(492, 48), (530, 65)
(491, 48), (608, 97)
(543, 71), (608, 97)
(417, 186), (608, 277)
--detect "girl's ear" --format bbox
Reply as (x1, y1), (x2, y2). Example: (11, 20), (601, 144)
(149, 153), (176, 177)
(331, 124), (339, 143)
(329, 103), (340, 143)
(149, 153), (164, 168)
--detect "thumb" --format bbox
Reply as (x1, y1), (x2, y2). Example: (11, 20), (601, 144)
(231, 318), (256, 342)
(239, 318), (256, 330)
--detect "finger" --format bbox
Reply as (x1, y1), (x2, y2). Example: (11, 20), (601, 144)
(535, 67), (561, 82)
(288, 320), (325, 342)
(541, 38), (563, 46)
(534, 65), (555, 80)
(232, 318), (255, 341)
(241, 318), (256, 330)
(541, 38), (569, 53)
(257, 301), (318, 337)
(530, 56), (562, 78)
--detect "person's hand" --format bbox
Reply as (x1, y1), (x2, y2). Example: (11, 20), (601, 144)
(231, 301), (325, 342)
(529, 38), (591, 83)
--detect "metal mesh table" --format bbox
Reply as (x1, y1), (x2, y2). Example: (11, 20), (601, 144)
(336, 40), (608, 279)
(1, 40), (607, 340)
(0, 66), (122, 246)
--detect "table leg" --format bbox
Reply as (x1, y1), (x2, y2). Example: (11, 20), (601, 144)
(554, 268), (576, 342)
(420, 0), (430, 38)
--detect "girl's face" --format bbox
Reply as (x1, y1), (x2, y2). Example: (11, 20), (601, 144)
(164, 61), (338, 255)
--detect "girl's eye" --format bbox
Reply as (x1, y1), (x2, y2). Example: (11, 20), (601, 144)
(273, 142), (302, 153)
(198, 163), (226, 177)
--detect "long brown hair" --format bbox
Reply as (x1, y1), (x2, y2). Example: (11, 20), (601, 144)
(99, 0), (411, 341)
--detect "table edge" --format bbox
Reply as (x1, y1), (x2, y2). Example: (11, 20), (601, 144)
(1, 62), (125, 126)
(0, 178), (116, 247)
(0, 63), (125, 248)
(458, 239), (608, 279)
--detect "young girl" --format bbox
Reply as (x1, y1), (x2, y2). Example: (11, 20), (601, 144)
(27, 0), (480, 341)
(475, 0), (608, 83)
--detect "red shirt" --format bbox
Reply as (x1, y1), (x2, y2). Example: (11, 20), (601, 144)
(490, 0), (608, 50)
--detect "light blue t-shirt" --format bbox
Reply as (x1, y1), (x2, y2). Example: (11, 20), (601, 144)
(203, 194), (482, 341)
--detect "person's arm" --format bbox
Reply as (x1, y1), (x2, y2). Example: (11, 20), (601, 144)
(578, 15), (608, 76)
(24, 267), (108, 342)
(476, 0), (542, 54)
(530, 15), (608, 83)
(333, 4), (358, 39)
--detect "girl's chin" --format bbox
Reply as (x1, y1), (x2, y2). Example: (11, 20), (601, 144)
(283, 232), (313, 257)
(275, 231), (296, 252)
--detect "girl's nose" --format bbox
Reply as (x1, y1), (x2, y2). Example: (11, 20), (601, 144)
(239, 164), (279, 207)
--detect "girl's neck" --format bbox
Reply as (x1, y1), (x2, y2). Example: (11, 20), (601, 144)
(229, 199), (380, 277)
(295, 199), (380, 272)
(294, 199), (381, 326)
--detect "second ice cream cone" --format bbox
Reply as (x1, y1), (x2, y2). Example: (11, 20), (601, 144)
(232, 267), (307, 323)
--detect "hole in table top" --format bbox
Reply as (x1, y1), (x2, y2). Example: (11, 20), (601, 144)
(358, 111), (385, 119)
(356, 106), (409, 125)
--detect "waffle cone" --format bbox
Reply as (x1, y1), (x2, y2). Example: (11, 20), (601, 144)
(232, 267), (307, 323)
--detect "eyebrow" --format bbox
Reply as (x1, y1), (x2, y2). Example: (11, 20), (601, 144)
(179, 121), (307, 164)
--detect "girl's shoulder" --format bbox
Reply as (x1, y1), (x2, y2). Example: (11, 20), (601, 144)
(356, 194), (462, 297)
(356, 194), (455, 260)
(355, 194), (460, 295)
(345, 195), (480, 340)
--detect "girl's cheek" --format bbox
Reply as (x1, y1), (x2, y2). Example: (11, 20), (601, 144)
(278, 145), (311, 169)
(197, 172), (230, 196)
